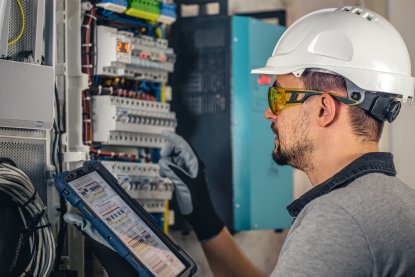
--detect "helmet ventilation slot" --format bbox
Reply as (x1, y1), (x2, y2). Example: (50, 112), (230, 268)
(363, 13), (375, 22)
(353, 8), (363, 15)
(341, 6), (376, 22)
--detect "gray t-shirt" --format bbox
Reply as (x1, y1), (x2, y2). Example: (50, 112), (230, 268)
(271, 173), (415, 277)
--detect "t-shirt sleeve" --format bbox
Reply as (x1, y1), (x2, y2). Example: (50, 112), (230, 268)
(271, 198), (373, 277)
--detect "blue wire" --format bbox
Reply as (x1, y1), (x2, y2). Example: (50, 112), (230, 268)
(150, 82), (161, 90)
(94, 75), (100, 85)
(97, 8), (160, 30)
(141, 81), (150, 92)
(148, 82), (161, 101)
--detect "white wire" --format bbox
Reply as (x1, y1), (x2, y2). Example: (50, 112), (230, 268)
(0, 163), (56, 277)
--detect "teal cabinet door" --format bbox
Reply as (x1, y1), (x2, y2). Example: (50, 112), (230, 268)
(232, 16), (292, 231)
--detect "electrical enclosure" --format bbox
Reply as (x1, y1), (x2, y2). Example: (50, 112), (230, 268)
(171, 15), (292, 231)
(0, 59), (54, 130)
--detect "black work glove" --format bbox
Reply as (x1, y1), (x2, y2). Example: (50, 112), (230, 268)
(159, 131), (224, 242)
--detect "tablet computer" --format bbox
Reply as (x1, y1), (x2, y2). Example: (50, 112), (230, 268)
(54, 161), (197, 277)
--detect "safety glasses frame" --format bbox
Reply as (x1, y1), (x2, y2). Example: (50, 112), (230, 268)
(267, 86), (359, 115)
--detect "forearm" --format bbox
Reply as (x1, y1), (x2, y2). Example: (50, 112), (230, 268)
(158, 133), (263, 276)
(201, 227), (265, 277)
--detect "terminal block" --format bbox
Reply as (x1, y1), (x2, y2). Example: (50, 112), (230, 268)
(101, 160), (173, 200)
(102, 160), (161, 177)
(137, 199), (167, 213)
(159, 2), (177, 24)
(92, 96), (176, 146)
(104, 131), (165, 148)
(125, 0), (160, 21)
(102, 63), (169, 82)
(96, 0), (128, 13)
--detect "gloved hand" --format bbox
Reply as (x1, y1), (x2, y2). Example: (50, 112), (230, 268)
(64, 213), (137, 277)
(159, 131), (224, 242)
(64, 213), (113, 249)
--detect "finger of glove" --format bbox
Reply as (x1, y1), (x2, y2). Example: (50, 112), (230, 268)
(160, 131), (198, 177)
(159, 159), (193, 215)
(64, 213), (114, 250)
(64, 212), (86, 229)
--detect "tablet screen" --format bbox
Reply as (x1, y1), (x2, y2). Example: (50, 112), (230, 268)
(68, 171), (186, 277)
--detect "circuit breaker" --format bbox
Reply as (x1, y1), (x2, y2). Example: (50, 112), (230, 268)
(171, 3), (293, 231)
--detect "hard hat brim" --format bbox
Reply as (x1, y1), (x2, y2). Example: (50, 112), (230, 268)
(251, 65), (415, 102)
(251, 66), (292, 75)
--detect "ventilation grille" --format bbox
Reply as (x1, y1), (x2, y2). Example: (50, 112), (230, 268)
(177, 29), (228, 115)
(341, 6), (376, 22)
(0, 128), (47, 201)
(7, 0), (37, 59)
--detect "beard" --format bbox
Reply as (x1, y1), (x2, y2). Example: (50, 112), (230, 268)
(271, 113), (314, 172)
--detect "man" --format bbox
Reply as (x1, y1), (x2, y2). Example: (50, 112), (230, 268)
(159, 6), (415, 276)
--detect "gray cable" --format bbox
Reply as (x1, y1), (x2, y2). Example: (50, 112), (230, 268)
(0, 163), (55, 277)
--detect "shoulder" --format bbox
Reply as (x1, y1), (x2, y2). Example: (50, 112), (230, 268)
(318, 173), (415, 220)
(273, 196), (373, 276)
(291, 193), (362, 235)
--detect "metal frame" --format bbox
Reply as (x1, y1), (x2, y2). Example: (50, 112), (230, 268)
(0, 0), (11, 57)
(55, 0), (89, 275)
(44, 0), (55, 66)
(33, 0), (46, 63)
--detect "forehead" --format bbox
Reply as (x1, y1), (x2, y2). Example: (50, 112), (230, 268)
(273, 74), (305, 88)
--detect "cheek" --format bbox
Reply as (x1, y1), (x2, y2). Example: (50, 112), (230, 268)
(281, 112), (307, 143)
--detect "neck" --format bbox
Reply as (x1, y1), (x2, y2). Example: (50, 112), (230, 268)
(306, 141), (379, 186)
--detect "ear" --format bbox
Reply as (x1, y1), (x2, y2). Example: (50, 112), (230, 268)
(317, 93), (337, 127)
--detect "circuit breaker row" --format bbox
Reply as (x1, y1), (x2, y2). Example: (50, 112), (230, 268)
(92, 95), (176, 146)
(97, 26), (176, 77)
(101, 161), (173, 204)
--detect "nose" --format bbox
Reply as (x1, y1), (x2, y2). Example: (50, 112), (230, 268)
(264, 108), (277, 121)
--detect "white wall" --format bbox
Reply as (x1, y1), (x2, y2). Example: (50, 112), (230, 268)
(388, 0), (415, 188)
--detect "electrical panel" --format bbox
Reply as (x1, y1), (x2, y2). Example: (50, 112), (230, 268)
(171, 9), (293, 231)
(79, 0), (178, 232)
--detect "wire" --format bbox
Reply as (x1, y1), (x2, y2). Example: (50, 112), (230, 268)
(82, 8), (96, 85)
(8, 0), (25, 46)
(90, 148), (149, 162)
(163, 199), (169, 234)
(0, 161), (55, 276)
(82, 90), (92, 145)
(52, 85), (67, 272)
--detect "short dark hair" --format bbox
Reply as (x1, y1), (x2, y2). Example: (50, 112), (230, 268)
(300, 71), (384, 142)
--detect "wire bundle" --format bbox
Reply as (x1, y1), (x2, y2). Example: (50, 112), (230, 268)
(0, 162), (55, 277)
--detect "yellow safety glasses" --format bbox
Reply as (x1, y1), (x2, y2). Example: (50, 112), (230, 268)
(268, 86), (360, 115)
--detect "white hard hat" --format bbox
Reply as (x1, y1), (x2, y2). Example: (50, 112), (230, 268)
(252, 6), (415, 103)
